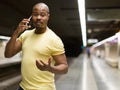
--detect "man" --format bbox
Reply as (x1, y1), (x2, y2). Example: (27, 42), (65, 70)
(5, 3), (68, 90)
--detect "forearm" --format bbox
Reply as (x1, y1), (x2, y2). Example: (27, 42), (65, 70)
(5, 18), (30, 58)
(49, 64), (68, 74)
(5, 30), (20, 57)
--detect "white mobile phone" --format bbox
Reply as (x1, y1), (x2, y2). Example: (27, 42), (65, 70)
(28, 16), (32, 21)
(26, 16), (32, 26)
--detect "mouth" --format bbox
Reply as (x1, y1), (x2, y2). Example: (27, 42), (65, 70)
(36, 21), (43, 26)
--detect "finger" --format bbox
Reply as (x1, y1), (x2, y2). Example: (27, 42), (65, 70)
(28, 25), (31, 28)
(36, 60), (46, 71)
(36, 60), (40, 68)
(48, 58), (51, 66)
(20, 19), (30, 26)
(23, 18), (30, 21)
(25, 25), (31, 29)
(36, 60), (44, 67)
(40, 60), (46, 66)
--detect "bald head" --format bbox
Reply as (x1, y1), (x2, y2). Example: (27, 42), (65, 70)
(33, 3), (49, 13)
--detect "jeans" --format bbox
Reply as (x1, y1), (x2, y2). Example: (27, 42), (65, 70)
(18, 86), (23, 90)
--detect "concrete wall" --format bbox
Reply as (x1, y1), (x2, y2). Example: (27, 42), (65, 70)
(0, 40), (7, 59)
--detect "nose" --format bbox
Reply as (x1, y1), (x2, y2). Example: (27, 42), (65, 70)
(37, 15), (42, 19)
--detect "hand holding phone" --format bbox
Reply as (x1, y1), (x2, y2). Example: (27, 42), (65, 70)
(26, 16), (32, 25)
(28, 16), (32, 21)
(26, 16), (32, 29)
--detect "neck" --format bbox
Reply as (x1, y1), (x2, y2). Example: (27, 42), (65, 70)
(35, 27), (47, 34)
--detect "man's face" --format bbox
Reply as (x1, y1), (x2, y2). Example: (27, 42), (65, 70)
(32, 5), (49, 29)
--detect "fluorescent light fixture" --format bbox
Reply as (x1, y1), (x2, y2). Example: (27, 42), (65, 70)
(88, 39), (98, 44)
(78, 0), (87, 47)
(92, 34), (118, 48)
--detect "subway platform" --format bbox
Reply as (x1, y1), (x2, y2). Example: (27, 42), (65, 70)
(55, 53), (120, 90)
(0, 53), (120, 90)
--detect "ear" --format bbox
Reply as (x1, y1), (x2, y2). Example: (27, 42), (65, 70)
(47, 14), (50, 20)
(48, 13), (50, 17)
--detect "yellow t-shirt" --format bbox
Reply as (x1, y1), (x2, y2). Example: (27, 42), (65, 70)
(18, 28), (65, 90)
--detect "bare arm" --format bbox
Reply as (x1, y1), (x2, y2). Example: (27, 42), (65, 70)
(4, 31), (22, 58)
(4, 19), (30, 58)
(51, 53), (68, 74)
(36, 53), (68, 74)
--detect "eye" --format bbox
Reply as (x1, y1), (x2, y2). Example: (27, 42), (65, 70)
(32, 13), (39, 16)
(40, 12), (48, 17)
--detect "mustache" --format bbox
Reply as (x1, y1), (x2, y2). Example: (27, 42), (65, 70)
(36, 20), (43, 23)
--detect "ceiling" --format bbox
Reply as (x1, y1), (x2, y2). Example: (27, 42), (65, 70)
(0, 0), (120, 56)
(86, 0), (120, 42)
(0, 0), (81, 37)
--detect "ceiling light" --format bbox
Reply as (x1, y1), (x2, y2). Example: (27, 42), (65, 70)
(78, 0), (87, 47)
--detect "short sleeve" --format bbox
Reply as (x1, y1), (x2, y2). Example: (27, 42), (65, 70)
(17, 32), (26, 43)
(17, 34), (22, 42)
(50, 37), (65, 56)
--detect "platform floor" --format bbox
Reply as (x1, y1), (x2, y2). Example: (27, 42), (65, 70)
(55, 54), (120, 90)
(1, 53), (120, 90)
